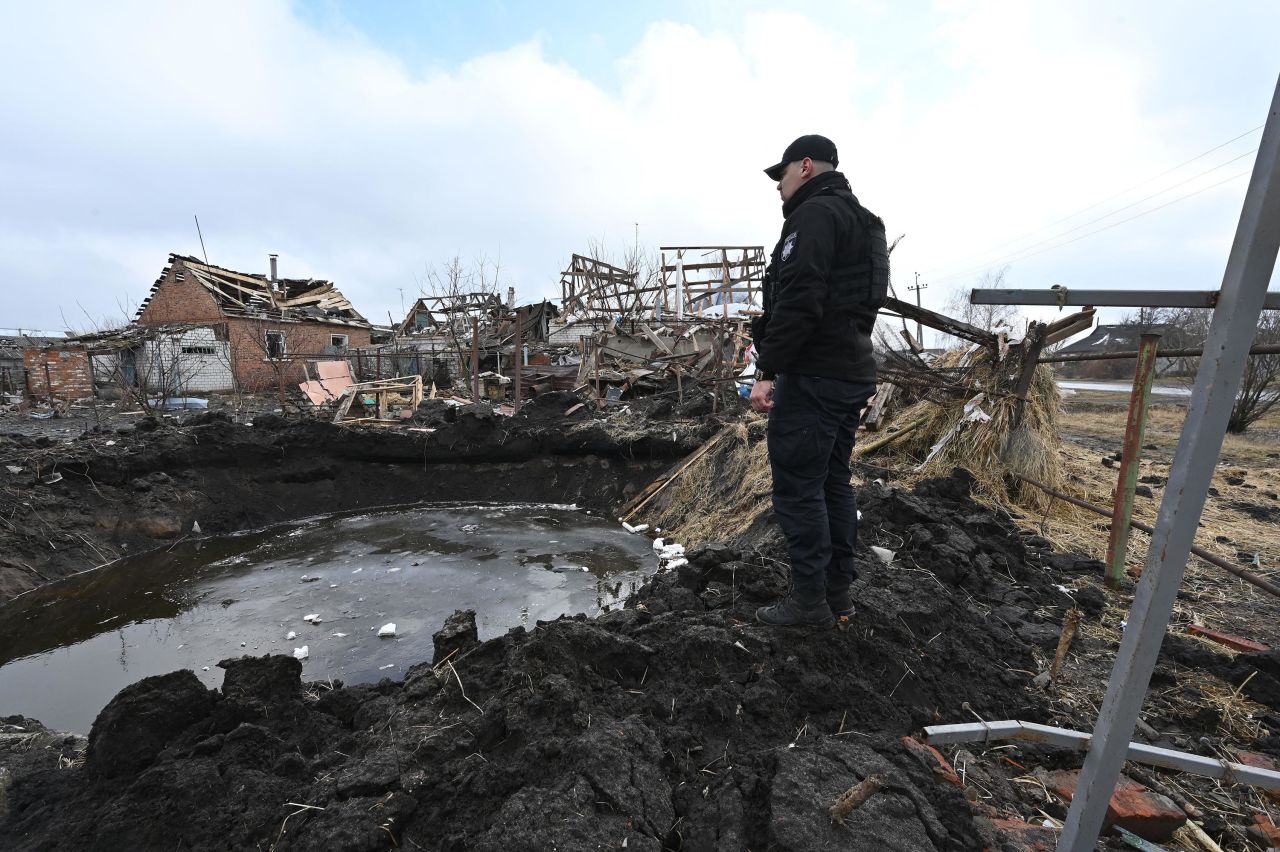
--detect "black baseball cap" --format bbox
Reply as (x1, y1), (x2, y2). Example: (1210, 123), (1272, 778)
(763, 134), (839, 180)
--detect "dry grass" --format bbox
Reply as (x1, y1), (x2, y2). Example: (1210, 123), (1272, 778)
(642, 420), (775, 547)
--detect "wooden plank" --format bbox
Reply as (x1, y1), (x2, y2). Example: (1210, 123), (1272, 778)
(882, 296), (996, 346)
(862, 382), (896, 432)
(636, 323), (673, 355)
(619, 425), (736, 521)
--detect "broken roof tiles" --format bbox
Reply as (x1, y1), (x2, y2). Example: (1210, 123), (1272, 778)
(137, 254), (370, 328)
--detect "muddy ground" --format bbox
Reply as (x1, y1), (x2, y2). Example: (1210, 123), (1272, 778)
(2, 395), (1279, 850)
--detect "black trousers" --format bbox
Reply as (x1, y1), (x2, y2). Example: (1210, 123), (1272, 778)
(766, 374), (877, 604)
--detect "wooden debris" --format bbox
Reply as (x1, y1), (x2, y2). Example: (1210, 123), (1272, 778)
(1049, 607), (1083, 682)
(862, 382), (897, 432)
(829, 774), (885, 824)
(332, 375), (423, 424)
(619, 425), (735, 522)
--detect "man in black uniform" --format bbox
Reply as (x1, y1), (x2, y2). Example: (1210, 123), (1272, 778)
(749, 134), (888, 628)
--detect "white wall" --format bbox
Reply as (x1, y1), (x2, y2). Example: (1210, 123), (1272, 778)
(144, 328), (235, 393)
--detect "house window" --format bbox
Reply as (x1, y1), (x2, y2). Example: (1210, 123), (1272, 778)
(182, 345), (217, 355)
(265, 331), (286, 360)
(330, 334), (348, 349)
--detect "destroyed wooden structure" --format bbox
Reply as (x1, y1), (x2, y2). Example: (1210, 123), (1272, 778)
(659, 246), (766, 320)
(556, 248), (765, 408)
(330, 375), (424, 424)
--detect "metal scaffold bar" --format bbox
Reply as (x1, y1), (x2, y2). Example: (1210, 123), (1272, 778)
(970, 287), (1280, 308)
(1058, 74), (1280, 851)
(923, 721), (1280, 790)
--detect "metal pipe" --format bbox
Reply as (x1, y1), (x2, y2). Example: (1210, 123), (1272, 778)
(1040, 342), (1280, 363)
(971, 287), (1280, 309)
(1015, 472), (1280, 600)
(471, 317), (480, 403)
(923, 720), (1280, 790)
(1106, 333), (1161, 587)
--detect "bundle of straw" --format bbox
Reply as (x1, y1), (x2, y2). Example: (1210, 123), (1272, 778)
(886, 344), (1064, 512)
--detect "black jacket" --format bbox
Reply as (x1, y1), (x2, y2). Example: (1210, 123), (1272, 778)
(751, 171), (881, 383)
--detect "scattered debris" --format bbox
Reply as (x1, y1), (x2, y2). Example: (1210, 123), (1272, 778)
(828, 773), (886, 824)
(1187, 623), (1271, 653)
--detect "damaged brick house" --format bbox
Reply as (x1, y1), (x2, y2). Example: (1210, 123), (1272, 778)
(134, 254), (372, 390)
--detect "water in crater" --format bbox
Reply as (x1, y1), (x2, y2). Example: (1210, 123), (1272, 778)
(0, 503), (659, 733)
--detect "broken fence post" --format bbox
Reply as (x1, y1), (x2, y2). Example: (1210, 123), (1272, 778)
(1106, 332), (1161, 588)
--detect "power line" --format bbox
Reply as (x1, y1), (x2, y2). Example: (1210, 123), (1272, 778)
(933, 166), (1252, 282)
(924, 124), (1263, 278)
(1022, 125), (1261, 233)
(929, 147), (1258, 284)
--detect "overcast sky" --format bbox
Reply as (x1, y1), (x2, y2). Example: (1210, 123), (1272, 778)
(2, 1), (1277, 339)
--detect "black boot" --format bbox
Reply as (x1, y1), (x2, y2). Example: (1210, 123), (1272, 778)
(756, 593), (834, 628)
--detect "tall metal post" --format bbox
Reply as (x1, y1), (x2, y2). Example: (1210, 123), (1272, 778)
(1105, 332), (1162, 587)
(1059, 74), (1280, 851)
(470, 317), (480, 403)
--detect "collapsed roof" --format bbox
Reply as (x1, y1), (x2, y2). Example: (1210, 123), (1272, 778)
(137, 254), (370, 328)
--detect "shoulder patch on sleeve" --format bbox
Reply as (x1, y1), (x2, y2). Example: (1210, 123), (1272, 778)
(781, 231), (798, 262)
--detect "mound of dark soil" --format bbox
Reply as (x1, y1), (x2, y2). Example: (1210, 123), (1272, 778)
(0, 471), (1081, 851)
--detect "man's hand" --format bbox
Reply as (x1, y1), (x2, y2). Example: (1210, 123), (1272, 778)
(749, 379), (774, 413)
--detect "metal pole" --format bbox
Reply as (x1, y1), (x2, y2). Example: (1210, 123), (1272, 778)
(1041, 342), (1280, 363)
(593, 335), (602, 399)
(1059, 74), (1280, 851)
(513, 307), (524, 411)
(1105, 333), (1161, 587)
(972, 287), (1280, 309)
(471, 317), (480, 403)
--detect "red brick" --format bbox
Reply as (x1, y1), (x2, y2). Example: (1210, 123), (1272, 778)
(1231, 750), (1280, 802)
(1252, 813), (1280, 845)
(1048, 770), (1186, 841)
(1187, 624), (1270, 653)
(900, 735), (962, 786)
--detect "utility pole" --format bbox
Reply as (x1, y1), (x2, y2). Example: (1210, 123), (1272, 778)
(908, 273), (928, 348)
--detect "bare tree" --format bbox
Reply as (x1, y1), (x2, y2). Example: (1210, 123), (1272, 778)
(944, 268), (1020, 334)
(416, 255), (505, 390)
(1229, 310), (1280, 433)
(1116, 306), (1279, 432)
